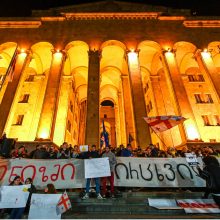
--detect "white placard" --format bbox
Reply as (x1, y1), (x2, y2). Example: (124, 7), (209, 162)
(28, 194), (62, 219)
(177, 199), (220, 213)
(148, 198), (182, 209)
(185, 153), (198, 166)
(79, 145), (88, 152)
(0, 184), (30, 208)
(84, 157), (110, 178)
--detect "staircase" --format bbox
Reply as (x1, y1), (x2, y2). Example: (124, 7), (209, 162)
(63, 190), (220, 219)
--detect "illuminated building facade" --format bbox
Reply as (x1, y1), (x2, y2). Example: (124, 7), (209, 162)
(0, 1), (220, 149)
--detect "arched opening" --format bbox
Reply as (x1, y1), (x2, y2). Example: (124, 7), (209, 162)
(100, 99), (116, 148)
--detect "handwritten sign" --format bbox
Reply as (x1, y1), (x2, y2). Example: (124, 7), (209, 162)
(185, 153), (198, 166)
(0, 157), (214, 189)
(84, 158), (110, 178)
(79, 145), (88, 152)
(0, 184), (30, 208)
(28, 194), (62, 219)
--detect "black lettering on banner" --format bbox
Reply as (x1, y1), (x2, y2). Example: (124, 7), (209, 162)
(164, 163), (175, 181)
(139, 164), (153, 181)
(154, 164), (164, 181)
(115, 163), (129, 179)
(177, 164), (193, 179)
(129, 162), (139, 179)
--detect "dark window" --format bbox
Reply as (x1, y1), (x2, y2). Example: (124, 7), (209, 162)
(194, 94), (203, 103)
(15, 115), (24, 125)
(25, 75), (34, 82)
(197, 75), (205, 82)
(70, 101), (73, 112)
(206, 94), (213, 103)
(19, 94), (30, 103)
(101, 100), (114, 107)
(104, 114), (107, 118)
(149, 101), (153, 110)
(188, 75), (194, 82)
(202, 115), (211, 126)
(214, 115), (220, 126)
(188, 74), (205, 82)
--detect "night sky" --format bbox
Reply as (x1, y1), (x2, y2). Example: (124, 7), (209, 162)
(0, 0), (219, 17)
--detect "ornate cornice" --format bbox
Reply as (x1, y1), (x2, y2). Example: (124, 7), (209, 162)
(61, 12), (161, 20)
(0, 21), (41, 28)
(183, 20), (220, 28)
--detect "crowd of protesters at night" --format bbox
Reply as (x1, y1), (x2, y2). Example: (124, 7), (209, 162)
(0, 132), (220, 160)
(0, 132), (220, 219)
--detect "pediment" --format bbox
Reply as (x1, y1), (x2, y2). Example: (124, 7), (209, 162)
(33, 1), (169, 16)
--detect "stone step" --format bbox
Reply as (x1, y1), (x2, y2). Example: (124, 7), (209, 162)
(61, 191), (220, 218)
(62, 213), (220, 219)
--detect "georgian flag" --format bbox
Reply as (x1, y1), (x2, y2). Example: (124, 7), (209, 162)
(143, 115), (186, 133)
(56, 191), (72, 214)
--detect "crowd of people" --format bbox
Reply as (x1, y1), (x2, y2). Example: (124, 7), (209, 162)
(0, 140), (220, 160)
(0, 133), (220, 218)
(0, 131), (220, 159)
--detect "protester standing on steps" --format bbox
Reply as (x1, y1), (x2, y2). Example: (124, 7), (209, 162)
(82, 145), (103, 199)
(101, 146), (117, 198)
(197, 155), (220, 198)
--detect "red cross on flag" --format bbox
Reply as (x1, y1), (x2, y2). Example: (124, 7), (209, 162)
(56, 191), (72, 214)
(143, 115), (186, 133)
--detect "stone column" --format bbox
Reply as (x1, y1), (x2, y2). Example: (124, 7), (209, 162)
(0, 50), (28, 136)
(195, 50), (220, 103)
(78, 100), (87, 146)
(36, 50), (65, 140)
(53, 75), (72, 146)
(117, 91), (126, 145)
(127, 51), (151, 148)
(110, 120), (116, 147)
(121, 75), (136, 147)
(114, 104), (122, 146)
(161, 50), (200, 143)
(150, 76), (166, 147)
(85, 50), (100, 147)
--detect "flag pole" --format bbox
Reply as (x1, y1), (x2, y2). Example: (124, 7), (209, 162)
(150, 127), (169, 150)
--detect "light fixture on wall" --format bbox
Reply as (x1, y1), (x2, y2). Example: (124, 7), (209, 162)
(162, 48), (176, 54)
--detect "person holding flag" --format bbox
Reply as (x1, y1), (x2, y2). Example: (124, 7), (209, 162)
(100, 120), (109, 149)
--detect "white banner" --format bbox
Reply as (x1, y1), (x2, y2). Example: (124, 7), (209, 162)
(28, 194), (62, 219)
(0, 157), (207, 189)
(114, 157), (205, 187)
(0, 158), (84, 189)
(0, 185), (30, 208)
(85, 158), (110, 178)
(177, 199), (220, 213)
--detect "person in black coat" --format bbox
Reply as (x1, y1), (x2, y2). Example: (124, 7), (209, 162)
(33, 145), (49, 159)
(24, 178), (37, 214)
(197, 155), (220, 198)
